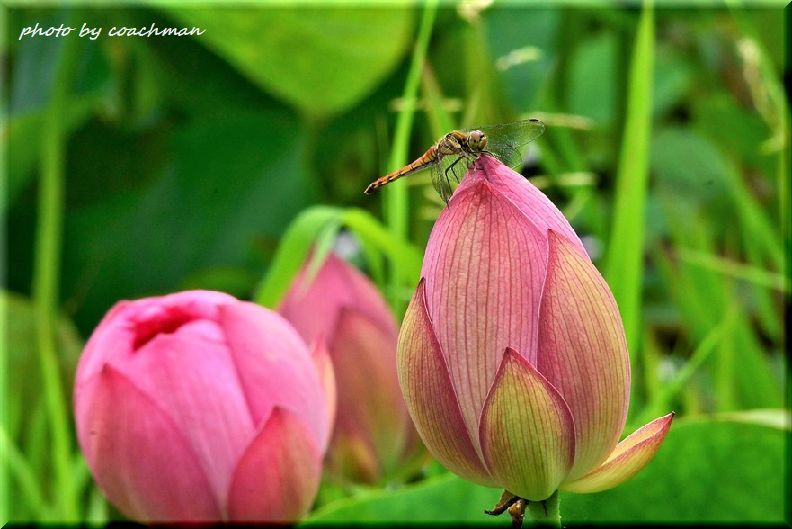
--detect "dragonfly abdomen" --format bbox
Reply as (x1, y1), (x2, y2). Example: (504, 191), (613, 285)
(364, 147), (437, 194)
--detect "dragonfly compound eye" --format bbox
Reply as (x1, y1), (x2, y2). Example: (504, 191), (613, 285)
(469, 130), (487, 150)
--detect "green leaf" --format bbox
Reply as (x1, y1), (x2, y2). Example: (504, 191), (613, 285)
(159, 6), (413, 116)
(482, 7), (559, 112)
(1, 291), (83, 520)
(563, 418), (787, 522)
(254, 206), (422, 311)
(5, 18), (110, 211)
(568, 34), (616, 126)
(254, 206), (343, 308)
(652, 128), (731, 203)
(2, 292), (82, 439)
(304, 417), (787, 523)
(652, 45), (693, 117)
(341, 209), (421, 288)
(60, 110), (311, 331)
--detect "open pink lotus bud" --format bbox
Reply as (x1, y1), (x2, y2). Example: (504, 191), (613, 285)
(397, 155), (672, 502)
(75, 290), (333, 522)
(280, 253), (416, 483)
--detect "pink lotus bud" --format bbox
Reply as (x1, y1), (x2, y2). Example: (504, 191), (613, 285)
(397, 155), (672, 501)
(74, 290), (333, 522)
(279, 253), (417, 483)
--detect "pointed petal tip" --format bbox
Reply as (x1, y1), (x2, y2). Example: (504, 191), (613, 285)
(227, 406), (321, 521)
(560, 412), (674, 494)
(479, 347), (575, 501)
(308, 338), (336, 445)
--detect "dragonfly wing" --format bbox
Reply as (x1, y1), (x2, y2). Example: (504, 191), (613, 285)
(473, 119), (546, 169)
(433, 154), (475, 203)
(431, 160), (454, 203)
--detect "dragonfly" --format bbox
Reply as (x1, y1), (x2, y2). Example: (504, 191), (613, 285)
(364, 118), (545, 203)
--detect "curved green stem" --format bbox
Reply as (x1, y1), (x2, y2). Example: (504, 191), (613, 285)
(526, 490), (561, 528)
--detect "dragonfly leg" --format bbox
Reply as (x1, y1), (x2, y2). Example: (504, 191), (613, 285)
(445, 156), (465, 182)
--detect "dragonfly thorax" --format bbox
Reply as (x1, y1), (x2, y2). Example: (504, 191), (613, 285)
(436, 129), (489, 156)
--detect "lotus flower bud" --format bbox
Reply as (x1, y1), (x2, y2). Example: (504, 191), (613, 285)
(397, 155), (672, 502)
(280, 253), (417, 483)
(75, 290), (334, 522)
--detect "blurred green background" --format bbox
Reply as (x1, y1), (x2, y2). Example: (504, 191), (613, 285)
(2, 2), (789, 524)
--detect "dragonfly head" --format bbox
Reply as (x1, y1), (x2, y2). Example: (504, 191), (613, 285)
(468, 130), (488, 151)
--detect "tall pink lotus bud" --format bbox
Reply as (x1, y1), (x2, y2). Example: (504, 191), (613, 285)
(75, 290), (334, 522)
(397, 155), (672, 507)
(279, 253), (417, 484)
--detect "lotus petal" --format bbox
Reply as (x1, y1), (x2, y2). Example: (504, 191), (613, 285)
(479, 348), (575, 501)
(561, 413), (674, 493)
(120, 329), (254, 505)
(537, 230), (630, 479)
(227, 408), (322, 521)
(454, 155), (588, 258)
(76, 365), (220, 521)
(397, 280), (495, 486)
(309, 338), (336, 432)
(422, 178), (548, 445)
(331, 307), (409, 477)
(220, 301), (329, 450)
(279, 252), (397, 346)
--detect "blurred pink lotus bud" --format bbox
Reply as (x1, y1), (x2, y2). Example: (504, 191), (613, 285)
(75, 290), (333, 522)
(398, 155), (672, 502)
(280, 253), (417, 483)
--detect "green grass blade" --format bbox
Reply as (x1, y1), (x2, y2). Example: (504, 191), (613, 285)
(0, 300), (7, 521)
(636, 306), (735, 427)
(0, 425), (47, 520)
(605, 1), (654, 359)
(677, 248), (787, 293)
(0, 10), (7, 517)
(255, 206), (421, 317)
(302, 221), (343, 288)
(420, 63), (456, 143)
(384, 0), (437, 314)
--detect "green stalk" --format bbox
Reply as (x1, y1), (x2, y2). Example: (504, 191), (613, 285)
(0, 426), (47, 518)
(605, 0), (654, 359)
(0, 6), (8, 521)
(32, 28), (81, 521)
(384, 0), (437, 315)
(526, 490), (561, 528)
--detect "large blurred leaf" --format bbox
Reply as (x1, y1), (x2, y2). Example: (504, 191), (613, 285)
(58, 109), (311, 331)
(5, 14), (111, 210)
(305, 417), (786, 523)
(159, 7), (413, 116)
(1, 292), (82, 441)
(569, 33), (616, 126)
(482, 7), (559, 112)
(652, 127), (731, 201)
(693, 91), (772, 167)
(653, 45), (693, 117)
(563, 417), (787, 522)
